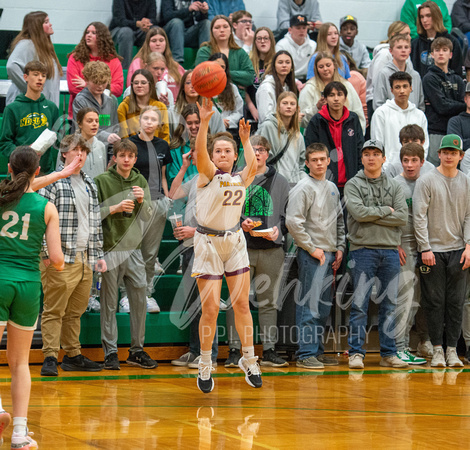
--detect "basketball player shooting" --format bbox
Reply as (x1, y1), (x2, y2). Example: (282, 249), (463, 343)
(191, 97), (261, 393)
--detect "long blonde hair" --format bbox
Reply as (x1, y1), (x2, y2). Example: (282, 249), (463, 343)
(316, 22), (344, 71)
(275, 91), (300, 139)
(10, 11), (63, 78)
(134, 27), (182, 86)
(250, 27), (276, 77)
(380, 21), (410, 44)
(313, 52), (342, 92)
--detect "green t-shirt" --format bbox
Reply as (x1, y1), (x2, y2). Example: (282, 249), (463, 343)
(0, 192), (48, 282)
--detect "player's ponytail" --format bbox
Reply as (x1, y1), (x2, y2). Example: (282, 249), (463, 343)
(0, 146), (39, 208)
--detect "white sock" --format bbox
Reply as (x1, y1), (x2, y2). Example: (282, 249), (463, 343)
(13, 417), (27, 435)
(242, 346), (256, 363)
(200, 350), (212, 366)
(434, 345), (443, 349)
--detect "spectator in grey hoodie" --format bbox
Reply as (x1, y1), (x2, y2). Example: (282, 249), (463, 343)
(72, 61), (120, 146)
(287, 143), (345, 370)
(345, 139), (408, 370)
(373, 33), (424, 111)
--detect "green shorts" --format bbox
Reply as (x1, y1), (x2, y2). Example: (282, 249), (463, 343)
(0, 280), (41, 330)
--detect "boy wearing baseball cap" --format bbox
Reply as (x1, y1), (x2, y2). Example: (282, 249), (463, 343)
(339, 15), (371, 73)
(413, 134), (470, 367)
(276, 14), (317, 81)
(345, 139), (408, 369)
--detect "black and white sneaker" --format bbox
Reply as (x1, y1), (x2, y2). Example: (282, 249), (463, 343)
(239, 356), (262, 388)
(104, 352), (120, 370)
(260, 349), (289, 367)
(126, 350), (158, 369)
(197, 363), (215, 393)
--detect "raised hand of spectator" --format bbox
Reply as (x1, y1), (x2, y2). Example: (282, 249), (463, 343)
(243, 28), (255, 47)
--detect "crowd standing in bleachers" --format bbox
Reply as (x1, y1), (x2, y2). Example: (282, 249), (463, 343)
(3, 0), (470, 437)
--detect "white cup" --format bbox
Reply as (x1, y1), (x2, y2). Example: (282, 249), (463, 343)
(156, 80), (168, 97)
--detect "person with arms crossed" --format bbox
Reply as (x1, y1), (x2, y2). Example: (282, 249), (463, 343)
(345, 139), (408, 369)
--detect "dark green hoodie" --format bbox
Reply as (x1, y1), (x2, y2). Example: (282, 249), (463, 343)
(0, 93), (59, 174)
(94, 166), (152, 253)
(344, 169), (407, 251)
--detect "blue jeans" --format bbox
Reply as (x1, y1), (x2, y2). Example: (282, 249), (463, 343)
(348, 248), (400, 357)
(296, 248), (335, 360)
(164, 19), (211, 62)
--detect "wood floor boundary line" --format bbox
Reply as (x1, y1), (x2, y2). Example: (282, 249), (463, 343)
(11, 366), (468, 383)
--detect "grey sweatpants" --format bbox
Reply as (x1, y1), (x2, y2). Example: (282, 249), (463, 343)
(100, 250), (147, 357)
(121, 197), (169, 297)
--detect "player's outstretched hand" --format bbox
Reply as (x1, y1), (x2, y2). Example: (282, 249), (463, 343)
(197, 97), (214, 122)
(238, 118), (251, 143)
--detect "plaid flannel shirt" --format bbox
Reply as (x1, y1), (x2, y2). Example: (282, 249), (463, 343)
(39, 166), (104, 265)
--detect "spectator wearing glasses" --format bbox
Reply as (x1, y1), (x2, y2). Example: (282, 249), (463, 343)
(231, 10), (254, 53)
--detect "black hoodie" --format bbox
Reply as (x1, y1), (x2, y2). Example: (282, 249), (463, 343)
(447, 111), (470, 149)
(411, 31), (464, 78)
(241, 165), (289, 250)
(422, 65), (466, 134)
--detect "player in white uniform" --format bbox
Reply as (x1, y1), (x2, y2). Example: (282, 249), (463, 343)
(193, 98), (261, 393)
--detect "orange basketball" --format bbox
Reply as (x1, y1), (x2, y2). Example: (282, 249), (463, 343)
(192, 61), (227, 98)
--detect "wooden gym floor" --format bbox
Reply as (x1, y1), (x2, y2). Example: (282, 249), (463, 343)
(0, 353), (469, 449)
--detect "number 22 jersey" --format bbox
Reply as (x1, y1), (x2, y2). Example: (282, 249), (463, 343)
(0, 192), (48, 282)
(197, 171), (246, 231)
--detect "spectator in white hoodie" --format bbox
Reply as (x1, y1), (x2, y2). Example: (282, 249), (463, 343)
(371, 71), (428, 170)
(256, 50), (298, 125)
(275, 14), (317, 82)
